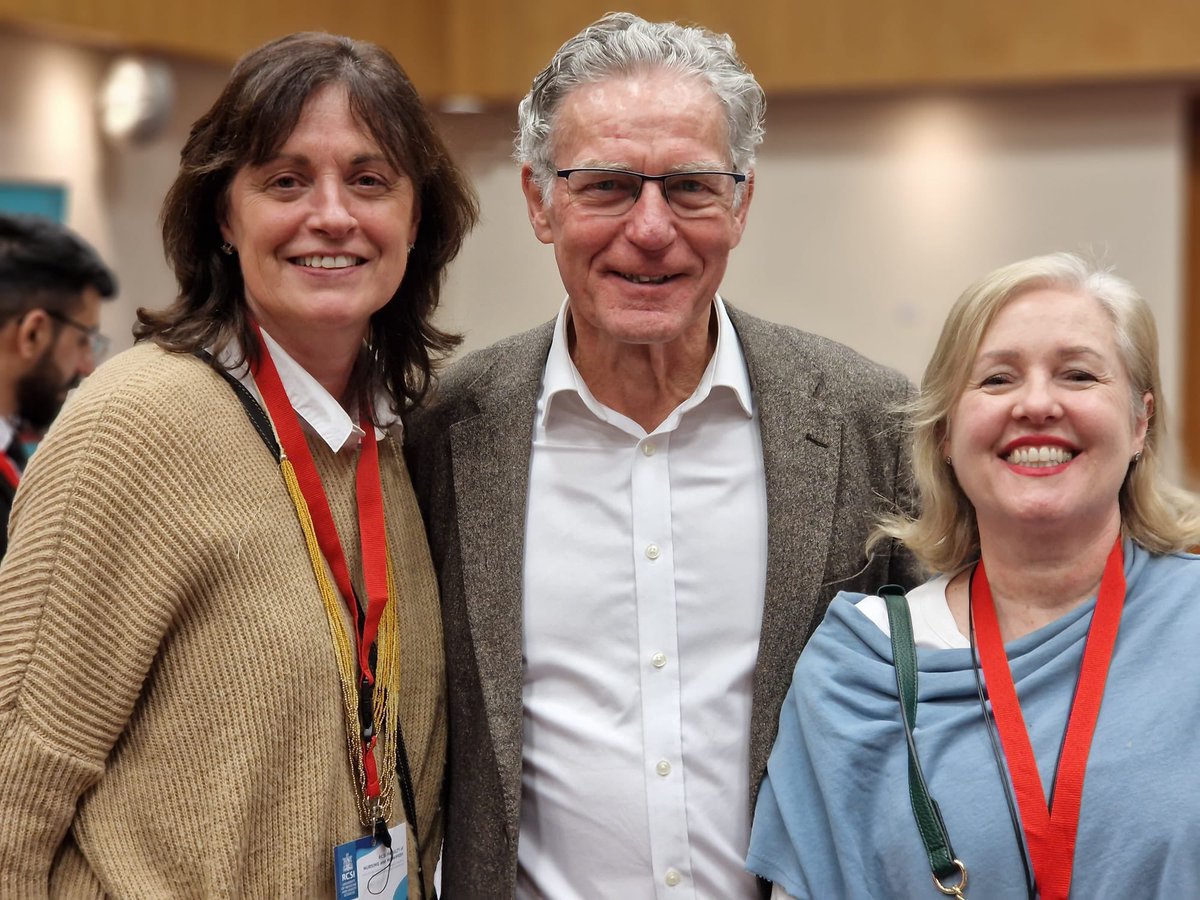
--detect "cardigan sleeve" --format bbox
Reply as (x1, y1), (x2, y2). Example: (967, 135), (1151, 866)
(0, 372), (198, 895)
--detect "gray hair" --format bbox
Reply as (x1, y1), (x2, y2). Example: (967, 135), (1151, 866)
(515, 12), (766, 201)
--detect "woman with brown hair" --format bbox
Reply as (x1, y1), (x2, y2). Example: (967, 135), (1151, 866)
(0, 32), (476, 897)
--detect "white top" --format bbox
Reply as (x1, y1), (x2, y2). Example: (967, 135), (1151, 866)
(854, 573), (969, 650)
(216, 327), (400, 453)
(519, 296), (768, 900)
(0, 416), (17, 462)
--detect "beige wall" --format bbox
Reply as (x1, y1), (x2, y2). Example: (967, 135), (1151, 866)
(0, 26), (1189, 480)
(434, 86), (1188, 477)
(0, 29), (228, 356)
(0, 36), (107, 273)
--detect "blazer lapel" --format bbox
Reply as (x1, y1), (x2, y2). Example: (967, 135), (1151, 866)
(448, 328), (552, 830)
(728, 307), (842, 799)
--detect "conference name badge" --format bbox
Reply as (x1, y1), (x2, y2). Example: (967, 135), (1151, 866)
(333, 822), (408, 899)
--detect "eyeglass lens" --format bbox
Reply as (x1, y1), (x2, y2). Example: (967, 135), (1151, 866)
(563, 170), (738, 216)
(47, 310), (110, 359)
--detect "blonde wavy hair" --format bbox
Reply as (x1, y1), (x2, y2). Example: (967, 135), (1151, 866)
(870, 252), (1200, 573)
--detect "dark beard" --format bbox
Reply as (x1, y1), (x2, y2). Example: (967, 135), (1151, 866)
(15, 350), (78, 432)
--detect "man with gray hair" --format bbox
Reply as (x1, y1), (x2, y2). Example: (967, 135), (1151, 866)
(407, 12), (920, 898)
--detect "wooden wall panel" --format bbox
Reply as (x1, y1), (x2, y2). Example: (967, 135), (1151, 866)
(0, 0), (450, 95)
(740, 0), (1200, 91)
(3, 0), (1200, 100)
(441, 1), (753, 99)
(1185, 98), (1200, 484)
(439, 0), (1200, 100)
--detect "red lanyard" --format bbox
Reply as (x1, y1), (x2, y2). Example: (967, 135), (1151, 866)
(249, 323), (391, 800)
(0, 452), (18, 490)
(971, 537), (1125, 900)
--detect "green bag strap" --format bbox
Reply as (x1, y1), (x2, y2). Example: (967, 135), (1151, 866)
(877, 584), (969, 898)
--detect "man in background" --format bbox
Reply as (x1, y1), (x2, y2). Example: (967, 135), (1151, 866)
(0, 213), (115, 557)
(407, 13), (922, 898)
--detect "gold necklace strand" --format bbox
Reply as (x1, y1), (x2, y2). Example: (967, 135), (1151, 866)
(372, 547), (402, 816)
(372, 436), (405, 820)
(280, 454), (396, 827)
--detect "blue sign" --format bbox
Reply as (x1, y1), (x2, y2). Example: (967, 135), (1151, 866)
(0, 182), (66, 221)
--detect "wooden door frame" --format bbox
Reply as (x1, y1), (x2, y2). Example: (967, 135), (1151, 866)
(1184, 98), (1200, 485)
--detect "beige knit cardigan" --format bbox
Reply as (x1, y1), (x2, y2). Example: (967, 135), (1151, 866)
(0, 343), (446, 898)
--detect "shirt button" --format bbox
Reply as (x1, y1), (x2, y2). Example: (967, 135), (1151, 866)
(665, 868), (682, 887)
(642, 442), (657, 457)
(651, 652), (667, 668)
(656, 759), (671, 777)
(645, 543), (661, 560)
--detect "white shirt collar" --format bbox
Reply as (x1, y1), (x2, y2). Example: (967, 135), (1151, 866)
(539, 293), (755, 433)
(215, 328), (401, 453)
(0, 416), (16, 454)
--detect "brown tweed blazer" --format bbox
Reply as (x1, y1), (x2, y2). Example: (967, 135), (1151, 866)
(405, 304), (924, 898)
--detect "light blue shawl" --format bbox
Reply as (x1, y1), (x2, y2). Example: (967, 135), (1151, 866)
(747, 541), (1200, 898)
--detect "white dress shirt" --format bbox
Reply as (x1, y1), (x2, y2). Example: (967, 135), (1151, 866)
(519, 296), (768, 899)
(216, 327), (400, 452)
(0, 417), (18, 462)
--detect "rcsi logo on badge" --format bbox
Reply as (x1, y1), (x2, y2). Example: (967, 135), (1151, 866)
(333, 823), (409, 900)
(335, 842), (359, 899)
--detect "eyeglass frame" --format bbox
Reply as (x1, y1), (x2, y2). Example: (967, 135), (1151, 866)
(44, 308), (111, 360)
(554, 167), (748, 217)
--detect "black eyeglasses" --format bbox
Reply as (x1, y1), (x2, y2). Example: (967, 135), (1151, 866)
(45, 309), (111, 360)
(556, 167), (747, 218)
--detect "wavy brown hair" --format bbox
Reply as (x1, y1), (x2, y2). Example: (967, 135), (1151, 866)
(138, 31), (478, 414)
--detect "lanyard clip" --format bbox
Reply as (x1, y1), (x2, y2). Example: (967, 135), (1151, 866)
(370, 797), (390, 848)
(358, 676), (375, 742)
(373, 816), (391, 848)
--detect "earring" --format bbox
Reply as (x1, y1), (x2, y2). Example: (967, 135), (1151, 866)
(1133, 450), (1143, 464)
(945, 456), (953, 466)
(220, 241), (235, 256)
(407, 242), (415, 254)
